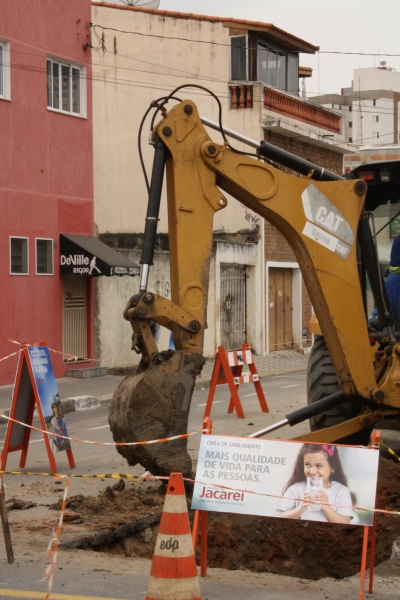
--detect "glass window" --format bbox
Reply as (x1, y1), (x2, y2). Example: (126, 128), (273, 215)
(257, 43), (268, 84)
(277, 52), (286, 90)
(0, 39), (10, 100)
(10, 237), (28, 275)
(349, 106), (352, 112)
(0, 44), (3, 97)
(72, 67), (80, 114)
(61, 64), (70, 112)
(47, 58), (84, 116)
(52, 61), (60, 109)
(287, 54), (298, 94)
(36, 239), (53, 275)
(349, 121), (352, 128)
(373, 132), (379, 139)
(348, 137), (352, 143)
(373, 115), (379, 123)
(231, 36), (249, 81)
(267, 49), (277, 86)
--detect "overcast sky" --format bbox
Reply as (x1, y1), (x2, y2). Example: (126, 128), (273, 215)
(158, 0), (400, 97)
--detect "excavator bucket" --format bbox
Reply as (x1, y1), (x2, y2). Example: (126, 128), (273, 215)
(109, 350), (204, 478)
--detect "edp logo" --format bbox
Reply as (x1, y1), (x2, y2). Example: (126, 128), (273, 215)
(160, 537), (179, 553)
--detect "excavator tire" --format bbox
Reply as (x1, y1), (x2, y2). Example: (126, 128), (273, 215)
(307, 335), (372, 446)
(109, 350), (204, 479)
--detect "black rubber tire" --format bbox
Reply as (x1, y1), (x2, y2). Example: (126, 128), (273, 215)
(307, 335), (372, 446)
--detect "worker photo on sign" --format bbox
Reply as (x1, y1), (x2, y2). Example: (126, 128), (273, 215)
(49, 400), (71, 453)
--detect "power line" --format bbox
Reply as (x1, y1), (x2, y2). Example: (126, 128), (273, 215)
(6, 60), (399, 151)
(94, 23), (400, 58)
(5, 46), (400, 99)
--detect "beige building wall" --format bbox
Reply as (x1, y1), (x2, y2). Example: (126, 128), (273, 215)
(91, 6), (264, 364)
(91, 5), (260, 235)
(91, 5), (345, 366)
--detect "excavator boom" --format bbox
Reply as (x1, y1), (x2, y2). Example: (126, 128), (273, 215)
(109, 99), (399, 476)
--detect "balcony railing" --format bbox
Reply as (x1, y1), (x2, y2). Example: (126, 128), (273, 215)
(230, 85), (253, 109)
(230, 83), (341, 134)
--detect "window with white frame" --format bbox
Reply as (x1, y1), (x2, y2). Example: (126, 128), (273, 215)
(0, 39), (11, 100)
(373, 132), (379, 139)
(36, 239), (53, 275)
(10, 237), (28, 275)
(373, 115), (379, 123)
(47, 58), (85, 116)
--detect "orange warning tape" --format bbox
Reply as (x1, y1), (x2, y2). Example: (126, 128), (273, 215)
(7, 339), (137, 366)
(0, 412), (204, 447)
(149, 475), (400, 519)
(43, 475), (69, 600)
(0, 349), (20, 363)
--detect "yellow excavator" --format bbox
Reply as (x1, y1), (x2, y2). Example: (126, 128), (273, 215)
(109, 92), (400, 477)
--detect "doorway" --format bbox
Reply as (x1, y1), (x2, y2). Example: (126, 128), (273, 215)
(62, 275), (88, 360)
(220, 264), (247, 350)
(267, 262), (302, 353)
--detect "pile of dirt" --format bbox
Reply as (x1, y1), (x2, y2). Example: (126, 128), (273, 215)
(47, 458), (400, 581)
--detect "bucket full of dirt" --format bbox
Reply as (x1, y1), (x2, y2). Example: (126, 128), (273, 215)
(108, 350), (204, 478)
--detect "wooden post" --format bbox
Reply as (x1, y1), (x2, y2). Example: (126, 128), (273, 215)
(0, 477), (14, 563)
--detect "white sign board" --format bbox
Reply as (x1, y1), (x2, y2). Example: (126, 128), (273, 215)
(192, 435), (379, 527)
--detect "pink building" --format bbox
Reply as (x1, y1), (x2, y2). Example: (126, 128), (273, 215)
(0, 1), (95, 384)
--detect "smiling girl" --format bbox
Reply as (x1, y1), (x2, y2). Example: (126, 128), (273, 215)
(277, 443), (354, 523)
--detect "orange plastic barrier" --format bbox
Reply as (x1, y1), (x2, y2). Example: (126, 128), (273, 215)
(204, 343), (269, 419)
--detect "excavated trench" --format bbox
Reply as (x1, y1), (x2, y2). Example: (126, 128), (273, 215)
(55, 458), (400, 581)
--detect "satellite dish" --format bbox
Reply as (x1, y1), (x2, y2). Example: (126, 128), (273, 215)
(104, 0), (161, 7)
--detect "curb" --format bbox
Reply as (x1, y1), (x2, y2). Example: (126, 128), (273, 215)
(0, 367), (308, 423)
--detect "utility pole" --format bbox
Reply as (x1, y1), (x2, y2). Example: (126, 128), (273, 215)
(358, 77), (363, 144)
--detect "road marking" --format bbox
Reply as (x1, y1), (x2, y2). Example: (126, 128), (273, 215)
(88, 425), (110, 430)
(196, 400), (223, 407)
(0, 589), (131, 600)
(280, 384), (300, 389)
(242, 393), (257, 397)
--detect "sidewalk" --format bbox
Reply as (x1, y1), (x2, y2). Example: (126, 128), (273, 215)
(0, 349), (309, 421)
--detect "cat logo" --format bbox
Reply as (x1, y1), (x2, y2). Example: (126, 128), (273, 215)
(315, 206), (344, 234)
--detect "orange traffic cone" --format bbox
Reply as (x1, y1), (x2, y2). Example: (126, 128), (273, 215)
(145, 472), (201, 600)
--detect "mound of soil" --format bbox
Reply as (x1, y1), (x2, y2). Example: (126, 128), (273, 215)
(53, 458), (400, 581)
(202, 457), (400, 579)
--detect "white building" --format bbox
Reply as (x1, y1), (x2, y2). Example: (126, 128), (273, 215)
(311, 66), (400, 146)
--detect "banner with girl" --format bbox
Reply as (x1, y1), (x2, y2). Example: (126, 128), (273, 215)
(192, 435), (379, 526)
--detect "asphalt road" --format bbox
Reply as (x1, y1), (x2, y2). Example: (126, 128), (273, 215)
(0, 372), (309, 479)
(2, 373), (398, 599)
